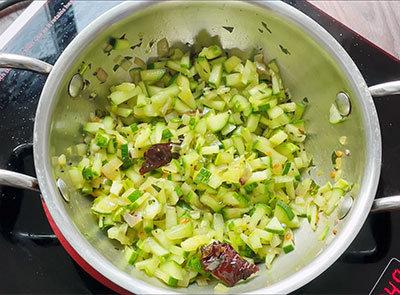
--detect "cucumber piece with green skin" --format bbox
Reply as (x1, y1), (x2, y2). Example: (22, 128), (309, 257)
(91, 195), (118, 215)
(112, 206), (125, 222)
(206, 112), (229, 133)
(185, 191), (202, 208)
(270, 130), (288, 146)
(173, 98), (192, 114)
(168, 72), (179, 86)
(291, 203), (307, 217)
(221, 207), (251, 219)
(231, 94), (250, 112)
(325, 187), (345, 215)
(109, 37), (130, 50)
(307, 203), (318, 231)
(223, 55), (242, 73)
(114, 107), (132, 118)
(208, 63), (223, 88)
(151, 84), (179, 107)
(165, 222), (193, 240)
(210, 55), (227, 67)
(135, 256), (160, 276)
(140, 69), (166, 82)
(268, 59), (280, 74)
(265, 216), (285, 235)
(145, 237), (170, 258)
(270, 71), (281, 95)
(124, 246), (142, 264)
(248, 228), (273, 250)
(205, 45), (222, 60)
(136, 94), (151, 108)
(246, 113), (260, 132)
(292, 99), (308, 121)
(222, 192), (248, 208)
(282, 229), (295, 253)
(128, 192), (150, 211)
(160, 260), (184, 280)
(109, 86), (141, 105)
(225, 73), (243, 87)
(129, 67), (141, 84)
(241, 60), (257, 85)
(247, 204), (268, 232)
(275, 142), (300, 156)
(194, 56), (210, 81)
(200, 193), (224, 212)
(155, 268), (179, 287)
(148, 61), (167, 69)
(177, 74), (196, 108)
(95, 133), (110, 147)
(166, 60), (183, 72)
(188, 256), (208, 276)
(146, 84), (163, 96)
(274, 200), (299, 228)
(83, 122), (104, 134)
(180, 53), (191, 69)
(143, 221), (154, 234)
(318, 225), (330, 241)
(329, 103), (344, 124)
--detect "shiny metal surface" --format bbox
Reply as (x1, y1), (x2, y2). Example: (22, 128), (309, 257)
(0, 52), (52, 74)
(369, 81), (400, 97)
(56, 178), (70, 202)
(0, 169), (39, 192)
(337, 195), (353, 220)
(68, 74), (84, 98)
(32, 1), (382, 294)
(0, 0), (392, 294)
(371, 196), (400, 213)
(335, 92), (352, 116)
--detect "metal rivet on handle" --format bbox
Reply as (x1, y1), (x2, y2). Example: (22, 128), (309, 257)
(338, 195), (353, 220)
(68, 73), (84, 98)
(56, 178), (70, 202)
(335, 92), (352, 117)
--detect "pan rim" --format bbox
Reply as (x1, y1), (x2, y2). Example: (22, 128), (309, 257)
(33, 1), (381, 294)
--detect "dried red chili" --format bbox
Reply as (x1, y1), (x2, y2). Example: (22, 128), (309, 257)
(139, 143), (179, 175)
(200, 241), (259, 287)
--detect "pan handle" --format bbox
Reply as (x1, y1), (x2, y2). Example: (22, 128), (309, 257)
(367, 82), (400, 212)
(369, 81), (400, 97)
(371, 196), (400, 213)
(0, 52), (52, 74)
(0, 169), (40, 192)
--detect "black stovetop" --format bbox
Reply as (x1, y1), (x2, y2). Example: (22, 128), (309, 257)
(0, 1), (399, 293)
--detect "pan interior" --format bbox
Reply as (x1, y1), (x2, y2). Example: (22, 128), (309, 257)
(46, 1), (367, 293)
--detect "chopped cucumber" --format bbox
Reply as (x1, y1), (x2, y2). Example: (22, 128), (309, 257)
(329, 103), (344, 124)
(206, 112), (229, 133)
(140, 69), (166, 82)
(265, 216), (285, 235)
(62, 42), (354, 288)
(160, 260), (184, 280)
(274, 200), (299, 228)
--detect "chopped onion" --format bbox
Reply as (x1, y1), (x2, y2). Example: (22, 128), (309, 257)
(134, 57), (146, 70)
(95, 67), (108, 83)
(157, 38), (169, 57)
(123, 211), (142, 227)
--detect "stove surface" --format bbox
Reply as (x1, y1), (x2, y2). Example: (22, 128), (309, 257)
(0, 1), (399, 293)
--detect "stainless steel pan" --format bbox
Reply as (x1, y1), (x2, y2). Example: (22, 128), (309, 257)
(1, 1), (400, 293)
